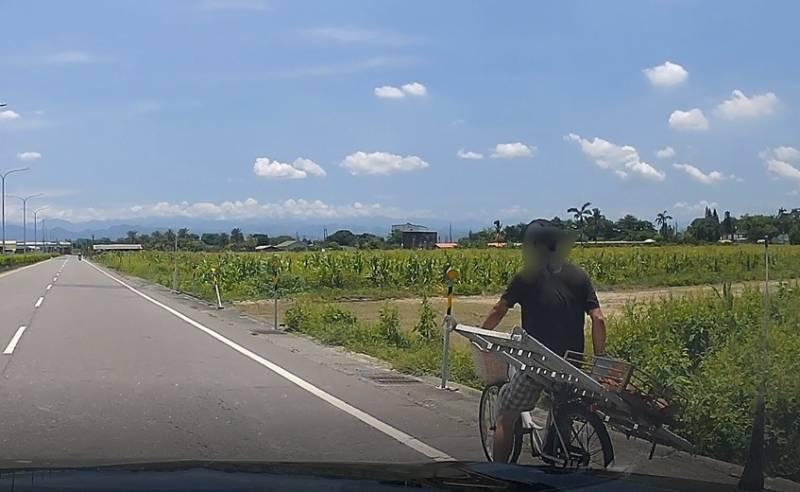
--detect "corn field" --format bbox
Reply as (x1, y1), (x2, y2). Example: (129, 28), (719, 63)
(96, 245), (800, 300)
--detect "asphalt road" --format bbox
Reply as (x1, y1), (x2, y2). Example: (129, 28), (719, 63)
(0, 256), (796, 490)
(0, 256), (478, 467)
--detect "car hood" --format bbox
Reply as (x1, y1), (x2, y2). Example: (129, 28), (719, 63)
(0, 460), (736, 491)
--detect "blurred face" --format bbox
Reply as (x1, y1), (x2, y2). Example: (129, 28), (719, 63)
(521, 235), (573, 276)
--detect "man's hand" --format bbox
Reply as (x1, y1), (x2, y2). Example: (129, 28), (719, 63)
(589, 307), (606, 356)
(481, 300), (510, 331)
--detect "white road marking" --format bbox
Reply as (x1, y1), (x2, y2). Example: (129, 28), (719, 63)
(0, 257), (53, 280)
(34, 296), (44, 308)
(3, 326), (27, 355)
(52, 277), (57, 283)
(85, 260), (453, 462)
(46, 284), (52, 290)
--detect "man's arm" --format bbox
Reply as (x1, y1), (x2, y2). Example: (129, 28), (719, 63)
(481, 300), (510, 330)
(588, 307), (606, 355)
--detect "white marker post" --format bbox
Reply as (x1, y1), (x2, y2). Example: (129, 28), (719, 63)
(211, 267), (223, 310)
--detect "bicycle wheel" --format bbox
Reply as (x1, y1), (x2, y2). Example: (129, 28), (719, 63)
(478, 383), (523, 463)
(548, 402), (614, 469)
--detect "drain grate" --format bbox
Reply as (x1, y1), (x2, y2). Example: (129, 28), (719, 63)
(363, 372), (421, 385)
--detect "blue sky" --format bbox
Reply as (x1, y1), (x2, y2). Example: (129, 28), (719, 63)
(1, 0), (799, 228)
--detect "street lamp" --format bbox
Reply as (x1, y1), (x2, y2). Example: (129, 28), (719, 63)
(33, 206), (47, 253)
(1, 167), (30, 254)
(9, 193), (43, 252)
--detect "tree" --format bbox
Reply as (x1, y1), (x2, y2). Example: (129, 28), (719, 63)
(356, 233), (385, 249)
(327, 229), (357, 247)
(567, 202), (592, 240)
(126, 230), (138, 244)
(737, 215), (779, 241)
(251, 234), (269, 246)
(230, 228), (245, 244)
(613, 214), (657, 241)
(502, 222), (528, 243)
(721, 211), (735, 241)
(655, 210), (673, 240)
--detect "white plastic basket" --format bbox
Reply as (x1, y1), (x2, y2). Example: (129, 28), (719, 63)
(471, 345), (509, 385)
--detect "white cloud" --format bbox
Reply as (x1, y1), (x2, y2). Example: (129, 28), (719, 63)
(771, 146), (800, 162)
(457, 149), (484, 160)
(490, 142), (536, 159)
(766, 160), (800, 180)
(714, 90), (779, 120)
(374, 82), (427, 99)
(299, 27), (416, 46)
(401, 82), (427, 96)
(17, 151), (41, 161)
(341, 151), (429, 175)
(761, 146), (800, 181)
(290, 158), (327, 177)
(0, 110), (21, 120)
(672, 163), (725, 184)
(668, 108), (709, 131)
(42, 198), (415, 223)
(655, 146), (675, 159)
(643, 61), (689, 87)
(253, 157), (326, 179)
(674, 200), (719, 214)
(565, 133), (666, 181)
(374, 86), (405, 99)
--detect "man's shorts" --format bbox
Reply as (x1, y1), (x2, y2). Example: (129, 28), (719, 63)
(497, 371), (543, 413)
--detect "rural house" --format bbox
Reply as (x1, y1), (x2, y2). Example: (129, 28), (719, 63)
(391, 223), (438, 249)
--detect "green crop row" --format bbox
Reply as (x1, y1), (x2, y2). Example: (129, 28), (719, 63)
(0, 253), (58, 270)
(96, 245), (800, 301)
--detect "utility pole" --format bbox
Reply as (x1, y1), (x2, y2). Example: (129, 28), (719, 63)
(33, 207), (47, 252)
(9, 193), (42, 252)
(1, 167), (30, 254)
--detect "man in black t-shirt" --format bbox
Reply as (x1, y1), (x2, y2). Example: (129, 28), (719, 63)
(480, 219), (607, 463)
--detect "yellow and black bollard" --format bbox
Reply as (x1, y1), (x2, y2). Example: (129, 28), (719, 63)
(439, 268), (459, 390)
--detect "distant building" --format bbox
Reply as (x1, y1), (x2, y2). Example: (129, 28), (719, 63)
(256, 240), (308, 252)
(276, 240), (308, 251)
(434, 242), (458, 249)
(93, 244), (143, 252)
(391, 223), (438, 249)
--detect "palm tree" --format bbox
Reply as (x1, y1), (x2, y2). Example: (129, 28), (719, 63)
(588, 207), (603, 241)
(655, 210), (673, 239)
(567, 202), (592, 240)
(492, 219), (503, 242)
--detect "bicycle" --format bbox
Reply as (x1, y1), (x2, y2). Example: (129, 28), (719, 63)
(478, 365), (614, 469)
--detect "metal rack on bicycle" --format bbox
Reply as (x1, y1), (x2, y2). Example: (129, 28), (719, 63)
(445, 318), (693, 457)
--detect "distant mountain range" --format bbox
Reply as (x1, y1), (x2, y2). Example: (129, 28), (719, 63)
(0, 217), (475, 242)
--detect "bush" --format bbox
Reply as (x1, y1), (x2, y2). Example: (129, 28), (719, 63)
(608, 284), (800, 479)
(284, 302), (311, 332)
(378, 303), (405, 347)
(414, 295), (438, 340)
(0, 253), (56, 269)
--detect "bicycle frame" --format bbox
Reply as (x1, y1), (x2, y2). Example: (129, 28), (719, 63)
(509, 365), (575, 467)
